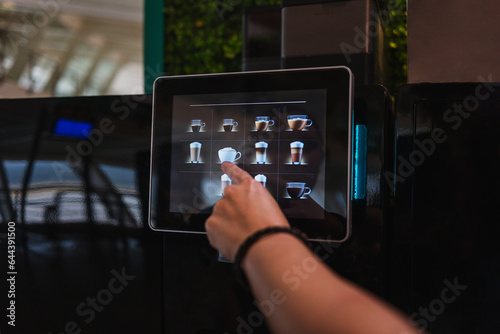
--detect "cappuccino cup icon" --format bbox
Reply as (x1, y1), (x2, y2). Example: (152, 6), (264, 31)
(287, 115), (313, 131)
(255, 116), (274, 132)
(218, 147), (241, 162)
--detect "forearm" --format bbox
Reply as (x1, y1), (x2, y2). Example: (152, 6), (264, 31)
(242, 233), (419, 334)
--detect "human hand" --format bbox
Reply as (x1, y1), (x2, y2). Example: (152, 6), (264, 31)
(205, 162), (290, 261)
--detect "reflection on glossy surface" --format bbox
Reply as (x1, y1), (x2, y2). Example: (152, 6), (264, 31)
(0, 95), (162, 333)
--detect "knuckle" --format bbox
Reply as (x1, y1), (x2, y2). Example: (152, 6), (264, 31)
(241, 178), (254, 187)
(223, 185), (237, 196)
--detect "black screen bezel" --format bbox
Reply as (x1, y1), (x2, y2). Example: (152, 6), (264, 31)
(149, 67), (353, 242)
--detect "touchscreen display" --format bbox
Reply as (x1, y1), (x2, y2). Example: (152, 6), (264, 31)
(150, 67), (353, 242)
(170, 89), (326, 219)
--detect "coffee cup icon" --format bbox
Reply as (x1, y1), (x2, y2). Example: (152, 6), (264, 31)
(287, 115), (313, 131)
(218, 147), (241, 162)
(255, 174), (267, 187)
(190, 142), (202, 163)
(221, 174), (231, 194)
(223, 119), (238, 132)
(255, 141), (268, 164)
(191, 119), (206, 132)
(286, 182), (311, 198)
(290, 141), (304, 165)
(255, 116), (274, 132)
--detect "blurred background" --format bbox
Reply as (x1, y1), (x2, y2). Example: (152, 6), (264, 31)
(0, 0), (407, 98)
(0, 0), (144, 98)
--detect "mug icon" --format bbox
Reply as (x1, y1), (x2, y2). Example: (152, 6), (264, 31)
(287, 115), (313, 131)
(218, 147), (241, 162)
(223, 119), (238, 132)
(255, 116), (274, 132)
(286, 182), (311, 198)
(191, 119), (206, 132)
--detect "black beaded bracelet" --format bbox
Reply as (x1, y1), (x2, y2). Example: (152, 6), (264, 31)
(233, 226), (311, 289)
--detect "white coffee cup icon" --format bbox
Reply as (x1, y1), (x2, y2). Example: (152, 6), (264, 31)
(218, 147), (241, 162)
(254, 174), (267, 187)
(221, 174), (231, 194)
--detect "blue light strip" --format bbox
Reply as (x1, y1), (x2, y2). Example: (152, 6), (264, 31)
(353, 124), (367, 200)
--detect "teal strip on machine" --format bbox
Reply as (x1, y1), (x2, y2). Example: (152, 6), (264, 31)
(353, 124), (367, 200)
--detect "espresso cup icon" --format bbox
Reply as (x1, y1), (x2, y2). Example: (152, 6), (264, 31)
(290, 141), (304, 165)
(286, 182), (311, 198)
(255, 141), (268, 164)
(218, 147), (241, 162)
(223, 119), (238, 132)
(255, 116), (274, 132)
(190, 142), (201, 163)
(221, 174), (231, 195)
(287, 115), (313, 131)
(191, 119), (206, 132)
(255, 174), (266, 187)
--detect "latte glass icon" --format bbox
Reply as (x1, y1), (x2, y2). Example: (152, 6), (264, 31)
(218, 147), (241, 162)
(287, 115), (313, 131)
(223, 119), (238, 132)
(255, 174), (266, 187)
(286, 182), (311, 198)
(191, 119), (206, 132)
(290, 141), (304, 165)
(190, 142), (202, 163)
(255, 141), (268, 164)
(221, 174), (231, 195)
(255, 116), (274, 131)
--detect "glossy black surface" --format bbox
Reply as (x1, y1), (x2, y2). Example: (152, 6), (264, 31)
(390, 83), (500, 333)
(0, 95), (163, 333)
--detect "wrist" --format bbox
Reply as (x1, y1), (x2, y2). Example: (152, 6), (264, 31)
(234, 227), (311, 289)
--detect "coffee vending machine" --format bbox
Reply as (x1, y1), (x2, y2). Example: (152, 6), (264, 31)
(148, 62), (392, 332)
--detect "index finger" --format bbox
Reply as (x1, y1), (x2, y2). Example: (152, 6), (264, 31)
(221, 162), (253, 184)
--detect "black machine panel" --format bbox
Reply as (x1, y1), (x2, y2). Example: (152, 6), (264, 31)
(390, 83), (500, 333)
(0, 95), (162, 333)
(161, 84), (392, 333)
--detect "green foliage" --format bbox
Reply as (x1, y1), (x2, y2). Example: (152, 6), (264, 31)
(164, 0), (408, 94)
(380, 0), (407, 94)
(164, 0), (280, 75)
